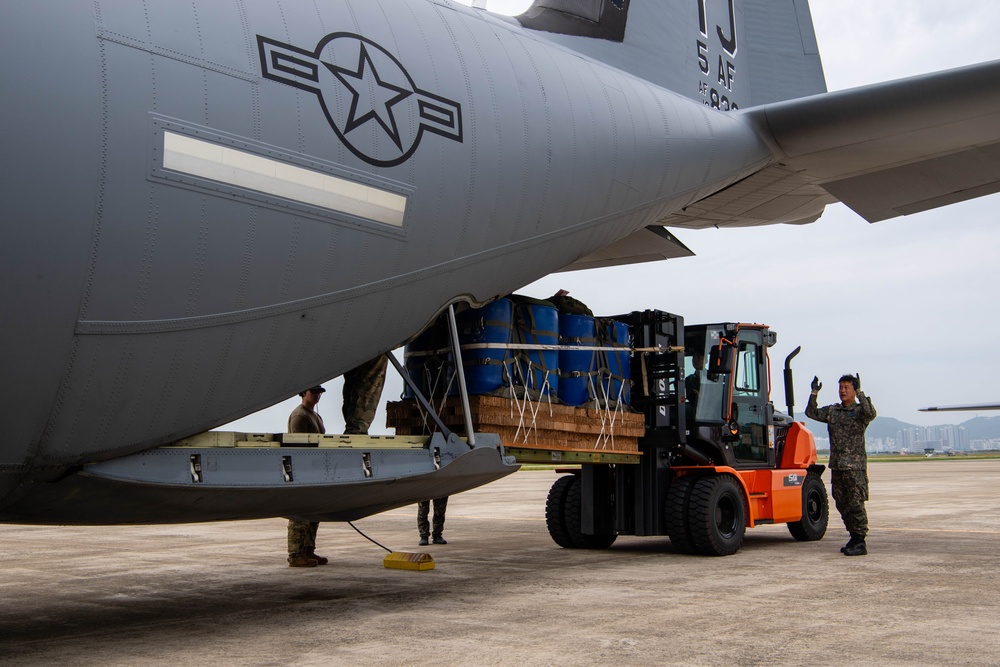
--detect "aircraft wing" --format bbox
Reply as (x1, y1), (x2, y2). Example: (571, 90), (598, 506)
(919, 403), (1000, 412)
(558, 226), (694, 272)
(659, 59), (1000, 229)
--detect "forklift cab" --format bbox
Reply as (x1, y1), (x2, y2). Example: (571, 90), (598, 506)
(684, 324), (776, 468)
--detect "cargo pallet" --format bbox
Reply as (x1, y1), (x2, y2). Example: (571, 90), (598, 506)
(387, 394), (645, 464)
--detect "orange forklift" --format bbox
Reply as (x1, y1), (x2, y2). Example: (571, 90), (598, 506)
(545, 310), (828, 556)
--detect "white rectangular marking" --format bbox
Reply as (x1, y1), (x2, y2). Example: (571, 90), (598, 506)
(163, 131), (406, 227)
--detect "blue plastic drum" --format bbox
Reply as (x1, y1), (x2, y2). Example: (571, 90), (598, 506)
(513, 302), (559, 398)
(601, 319), (631, 405)
(558, 314), (596, 406)
(455, 299), (514, 395)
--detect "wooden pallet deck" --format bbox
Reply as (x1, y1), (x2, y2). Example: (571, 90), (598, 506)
(386, 395), (644, 455)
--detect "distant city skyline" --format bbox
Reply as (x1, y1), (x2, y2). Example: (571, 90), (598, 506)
(808, 417), (1000, 454)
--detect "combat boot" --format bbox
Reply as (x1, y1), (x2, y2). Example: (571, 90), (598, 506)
(841, 534), (861, 553)
(844, 535), (868, 557)
(418, 536), (429, 546)
(288, 552), (319, 567)
(305, 548), (328, 565)
(432, 535), (447, 545)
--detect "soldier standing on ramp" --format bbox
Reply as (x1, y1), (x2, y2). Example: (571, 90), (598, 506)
(284, 356), (389, 567)
(286, 386), (329, 567)
(806, 374), (876, 556)
(342, 355), (388, 436)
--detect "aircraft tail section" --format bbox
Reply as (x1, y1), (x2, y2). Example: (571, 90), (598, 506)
(517, 0), (827, 109)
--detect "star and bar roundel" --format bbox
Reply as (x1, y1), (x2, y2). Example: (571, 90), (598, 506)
(257, 33), (463, 168)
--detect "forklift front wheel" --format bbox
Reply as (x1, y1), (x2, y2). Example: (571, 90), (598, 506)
(664, 475), (698, 554)
(545, 475), (578, 548)
(688, 475), (746, 556)
(545, 474), (617, 550)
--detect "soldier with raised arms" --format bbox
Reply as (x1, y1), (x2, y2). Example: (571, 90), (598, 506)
(806, 374), (876, 556)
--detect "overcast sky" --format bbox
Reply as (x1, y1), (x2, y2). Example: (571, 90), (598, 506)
(223, 1), (1000, 435)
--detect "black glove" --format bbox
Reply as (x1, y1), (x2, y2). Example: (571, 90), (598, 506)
(811, 376), (822, 392)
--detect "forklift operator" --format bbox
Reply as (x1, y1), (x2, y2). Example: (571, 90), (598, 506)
(685, 337), (724, 422)
(685, 352), (706, 411)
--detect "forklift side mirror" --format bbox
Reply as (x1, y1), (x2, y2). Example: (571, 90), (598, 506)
(709, 344), (735, 374)
(721, 419), (741, 442)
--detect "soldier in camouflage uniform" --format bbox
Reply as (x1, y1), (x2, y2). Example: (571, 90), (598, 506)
(286, 386), (328, 567)
(342, 355), (450, 546)
(284, 357), (389, 567)
(342, 355), (388, 435)
(417, 497), (449, 546)
(805, 373), (876, 556)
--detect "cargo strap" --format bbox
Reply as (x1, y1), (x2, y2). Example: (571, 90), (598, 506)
(414, 343), (670, 353)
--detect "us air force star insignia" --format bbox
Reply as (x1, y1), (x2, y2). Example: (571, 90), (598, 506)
(330, 43), (411, 151)
(257, 33), (463, 167)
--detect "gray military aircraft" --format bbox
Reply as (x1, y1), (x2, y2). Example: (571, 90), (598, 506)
(3, 0), (1000, 525)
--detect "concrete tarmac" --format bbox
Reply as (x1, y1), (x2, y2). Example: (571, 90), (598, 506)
(2, 460), (999, 666)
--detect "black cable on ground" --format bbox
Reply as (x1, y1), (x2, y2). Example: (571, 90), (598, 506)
(347, 520), (392, 552)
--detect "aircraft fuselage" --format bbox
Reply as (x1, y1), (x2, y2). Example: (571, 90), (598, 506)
(0, 0), (772, 510)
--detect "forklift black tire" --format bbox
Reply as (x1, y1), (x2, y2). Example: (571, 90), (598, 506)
(688, 475), (746, 556)
(545, 475), (578, 548)
(664, 475), (698, 554)
(787, 471), (829, 541)
(545, 474), (617, 549)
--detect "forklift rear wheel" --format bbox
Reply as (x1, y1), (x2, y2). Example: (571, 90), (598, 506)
(787, 471), (829, 541)
(664, 475), (698, 554)
(688, 475), (746, 556)
(545, 474), (617, 549)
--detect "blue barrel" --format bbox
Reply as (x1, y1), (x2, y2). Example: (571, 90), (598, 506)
(455, 299), (514, 395)
(558, 314), (596, 406)
(600, 319), (631, 405)
(513, 301), (559, 398)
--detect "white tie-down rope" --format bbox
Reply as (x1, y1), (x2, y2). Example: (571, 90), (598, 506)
(414, 361), (457, 435)
(502, 361), (554, 445)
(590, 369), (628, 450)
(407, 341), (647, 446)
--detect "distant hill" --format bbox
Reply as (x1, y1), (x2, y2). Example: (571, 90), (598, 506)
(865, 416), (920, 441)
(956, 416), (1000, 441)
(800, 415), (912, 440)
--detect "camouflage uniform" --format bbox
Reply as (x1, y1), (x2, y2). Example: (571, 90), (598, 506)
(287, 403), (324, 564)
(547, 292), (593, 316)
(342, 355), (388, 435)
(806, 391), (876, 538)
(287, 519), (319, 559)
(417, 497), (449, 541)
